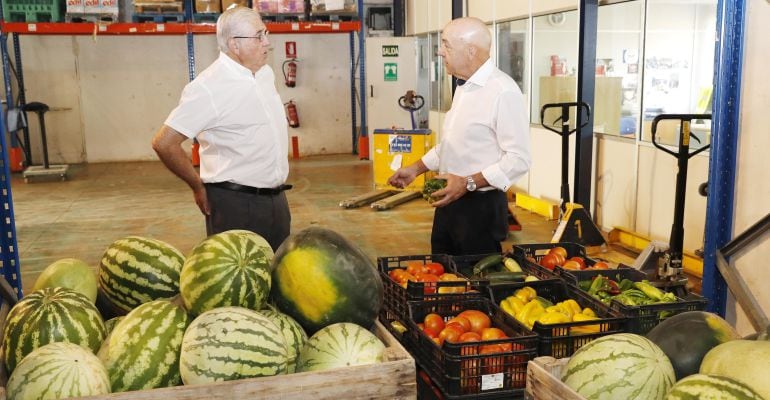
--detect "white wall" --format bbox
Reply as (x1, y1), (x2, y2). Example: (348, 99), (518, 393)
(726, 0), (770, 336)
(5, 31), (353, 163)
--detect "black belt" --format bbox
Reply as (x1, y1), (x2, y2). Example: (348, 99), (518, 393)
(206, 181), (292, 195)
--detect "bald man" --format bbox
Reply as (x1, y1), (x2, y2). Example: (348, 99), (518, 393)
(388, 17), (531, 256)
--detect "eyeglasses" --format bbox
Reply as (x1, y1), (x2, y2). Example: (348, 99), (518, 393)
(233, 30), (269, 41)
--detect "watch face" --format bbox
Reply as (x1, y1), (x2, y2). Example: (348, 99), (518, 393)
(466, 177), (476, 191)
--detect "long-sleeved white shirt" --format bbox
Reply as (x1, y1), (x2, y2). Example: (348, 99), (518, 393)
(422, 58), (531, 191)
(165, 52), (289, 188)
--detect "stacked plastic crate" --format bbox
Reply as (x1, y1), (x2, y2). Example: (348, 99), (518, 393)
(3, 0), (65, 22)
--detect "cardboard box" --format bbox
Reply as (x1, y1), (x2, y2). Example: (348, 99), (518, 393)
(66, 0), (85, 16)
(220, 0), (247, 11)
(256, 0), (305, 14)
(196, 0), (220, 13)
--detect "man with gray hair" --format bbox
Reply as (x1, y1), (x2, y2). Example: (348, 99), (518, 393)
(388, 17), (532, 256)
(152, 6), (291, 250)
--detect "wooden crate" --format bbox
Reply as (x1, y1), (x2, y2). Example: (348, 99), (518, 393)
(0, 299), (416, 400)
(525, 357), (586, 400)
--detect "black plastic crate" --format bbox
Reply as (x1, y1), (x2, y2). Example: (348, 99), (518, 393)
(487, 281), (628, 358)
(406, 297), (537, 398)
(450, 252), (559, 282)
(377, 304), (415, 351)
(378, 254), (486, 321)
(558, 265), (648, 287)
(609, 292), (708, 334)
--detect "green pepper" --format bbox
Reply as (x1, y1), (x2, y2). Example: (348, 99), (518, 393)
(422, 178), (447, 203)
(634, 281), (666, 301)
(618, 279), (635, 292)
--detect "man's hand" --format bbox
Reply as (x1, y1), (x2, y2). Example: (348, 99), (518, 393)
(193, 185), (210, 215)
(387, 168), (416, 189)
(429, 173), (467, 207)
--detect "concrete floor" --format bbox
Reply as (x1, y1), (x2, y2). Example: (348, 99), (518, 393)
(10, 154), (561, 293)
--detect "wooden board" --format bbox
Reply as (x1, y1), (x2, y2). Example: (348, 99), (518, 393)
(525, 357), (586, 400)
(0, 307), (416, 400)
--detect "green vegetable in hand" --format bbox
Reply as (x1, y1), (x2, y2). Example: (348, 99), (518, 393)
(422, 178), (447, 203)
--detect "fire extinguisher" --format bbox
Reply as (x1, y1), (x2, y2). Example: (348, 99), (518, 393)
(285, 100), (299, 128)
(283, 41), (298, 88)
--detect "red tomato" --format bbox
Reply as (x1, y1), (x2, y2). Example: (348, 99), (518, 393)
(540, 253), (560, 270)
(424, 262), (445, 276)
(418, 273), (439, 294)
(405, 260), (426, 276)
(439, 326), (464, 343)
(423, 313), (445, 333)
(446, 316), (471, 333)
(591, 261), (610, 270)
(549, 246), (568, 259)
(422, 327), (440, 339)
(457, 310), (492, 334)
(480, 327), (507, 341)
(388, 268), (407, 283)
(459, 331), (482, 342)
(561, 260), (582, 271)
(569, 256), (587, 270)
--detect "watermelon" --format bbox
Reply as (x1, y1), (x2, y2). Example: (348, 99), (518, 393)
(666, 374), (763, 400)
(32, 258), (98, 304)
(297, 322), (385, 373)
(562, 333), (675, 400)
(180, 230), (273, 316)
(2, 287), (106, 373)
(100, 299), (189, 392)
(260, 307), (307, 373)
(271, 227), (383, 334)
(647, 311), (739, 380)
(6, 342), (111, 399)
(104, 316), (124, 335)
(700, 339), (770, 399)
(98, 236), (185, 313)
(180, 306), (289, 385)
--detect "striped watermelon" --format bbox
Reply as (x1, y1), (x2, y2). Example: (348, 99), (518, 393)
(562, 333), (675, 400)
(32, 258), (98, 304)
(260, 307), (307, 373)
(666, 374), (763, 400)
(297, 322), (385, 373)
(100, 299), (189, 392)
(6, 342), (110, 399)
(98, 236), (185, 313)
(104, 316), (124, 335)
(180, 230), (273, 316)
(179, 306), (289, 385)
(2, 287), (106, 373)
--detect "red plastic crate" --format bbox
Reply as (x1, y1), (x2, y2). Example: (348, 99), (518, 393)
(406, 297), (537, 398)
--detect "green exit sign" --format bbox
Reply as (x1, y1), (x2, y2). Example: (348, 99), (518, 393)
(382, 45), (399, 57)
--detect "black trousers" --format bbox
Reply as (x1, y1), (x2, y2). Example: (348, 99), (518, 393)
(431, 190), (508, 256)
(204, 185), (291, 251)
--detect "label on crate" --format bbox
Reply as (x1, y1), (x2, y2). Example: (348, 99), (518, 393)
(84, 0), (100, 14)
(481, 373), (504, 390)
(388, 135), (411, 153)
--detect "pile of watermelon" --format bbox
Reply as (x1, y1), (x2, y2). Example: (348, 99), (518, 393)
(2, 227), (386, 397)
(560, 311), (770, 400)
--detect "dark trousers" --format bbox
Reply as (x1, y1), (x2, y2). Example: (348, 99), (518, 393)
(431, 190), (508, 256)
(205, 185), (291, 251)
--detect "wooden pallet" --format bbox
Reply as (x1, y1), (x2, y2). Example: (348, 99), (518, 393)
(526, 357), (586, 400)
(133, 2), (183, 14)
(0, 305), (416, 400)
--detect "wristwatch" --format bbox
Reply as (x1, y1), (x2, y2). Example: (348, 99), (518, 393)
(465, 176), (477, 192)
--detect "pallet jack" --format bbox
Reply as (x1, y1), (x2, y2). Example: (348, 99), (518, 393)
(631, 114), (711, 294)
(340, 90), (427, 211)
(539, 102), (606, 247)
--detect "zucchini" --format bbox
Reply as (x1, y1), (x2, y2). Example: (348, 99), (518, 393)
(472, 254), (504, 276)
(483, 271), (527, 283)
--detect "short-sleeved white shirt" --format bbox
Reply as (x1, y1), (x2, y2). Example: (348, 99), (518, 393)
(165, 52), (289, 188)
(422, 59), (532, 192)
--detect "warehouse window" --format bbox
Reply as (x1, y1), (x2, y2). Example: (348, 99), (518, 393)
(530, 10), (579, 128)
(496, 17), (530, 113)
(641, 0), (716, 146)
(595, 1), (644, 137)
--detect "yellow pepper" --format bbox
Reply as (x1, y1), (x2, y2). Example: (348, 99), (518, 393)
(563, 299), (582, 316)
(500, 299), (515, 316)
(537, 311), (571, 324)
(514, 286), (537, 303)
(516, 300), (545, 328)
(570, 313), (601, 334)
(582, 307), (596, 317)
(505, 296), (525, 314)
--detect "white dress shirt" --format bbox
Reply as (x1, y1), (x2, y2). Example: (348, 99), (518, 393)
(165, 52), (289, 188)
(422, 58), (531, 191)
